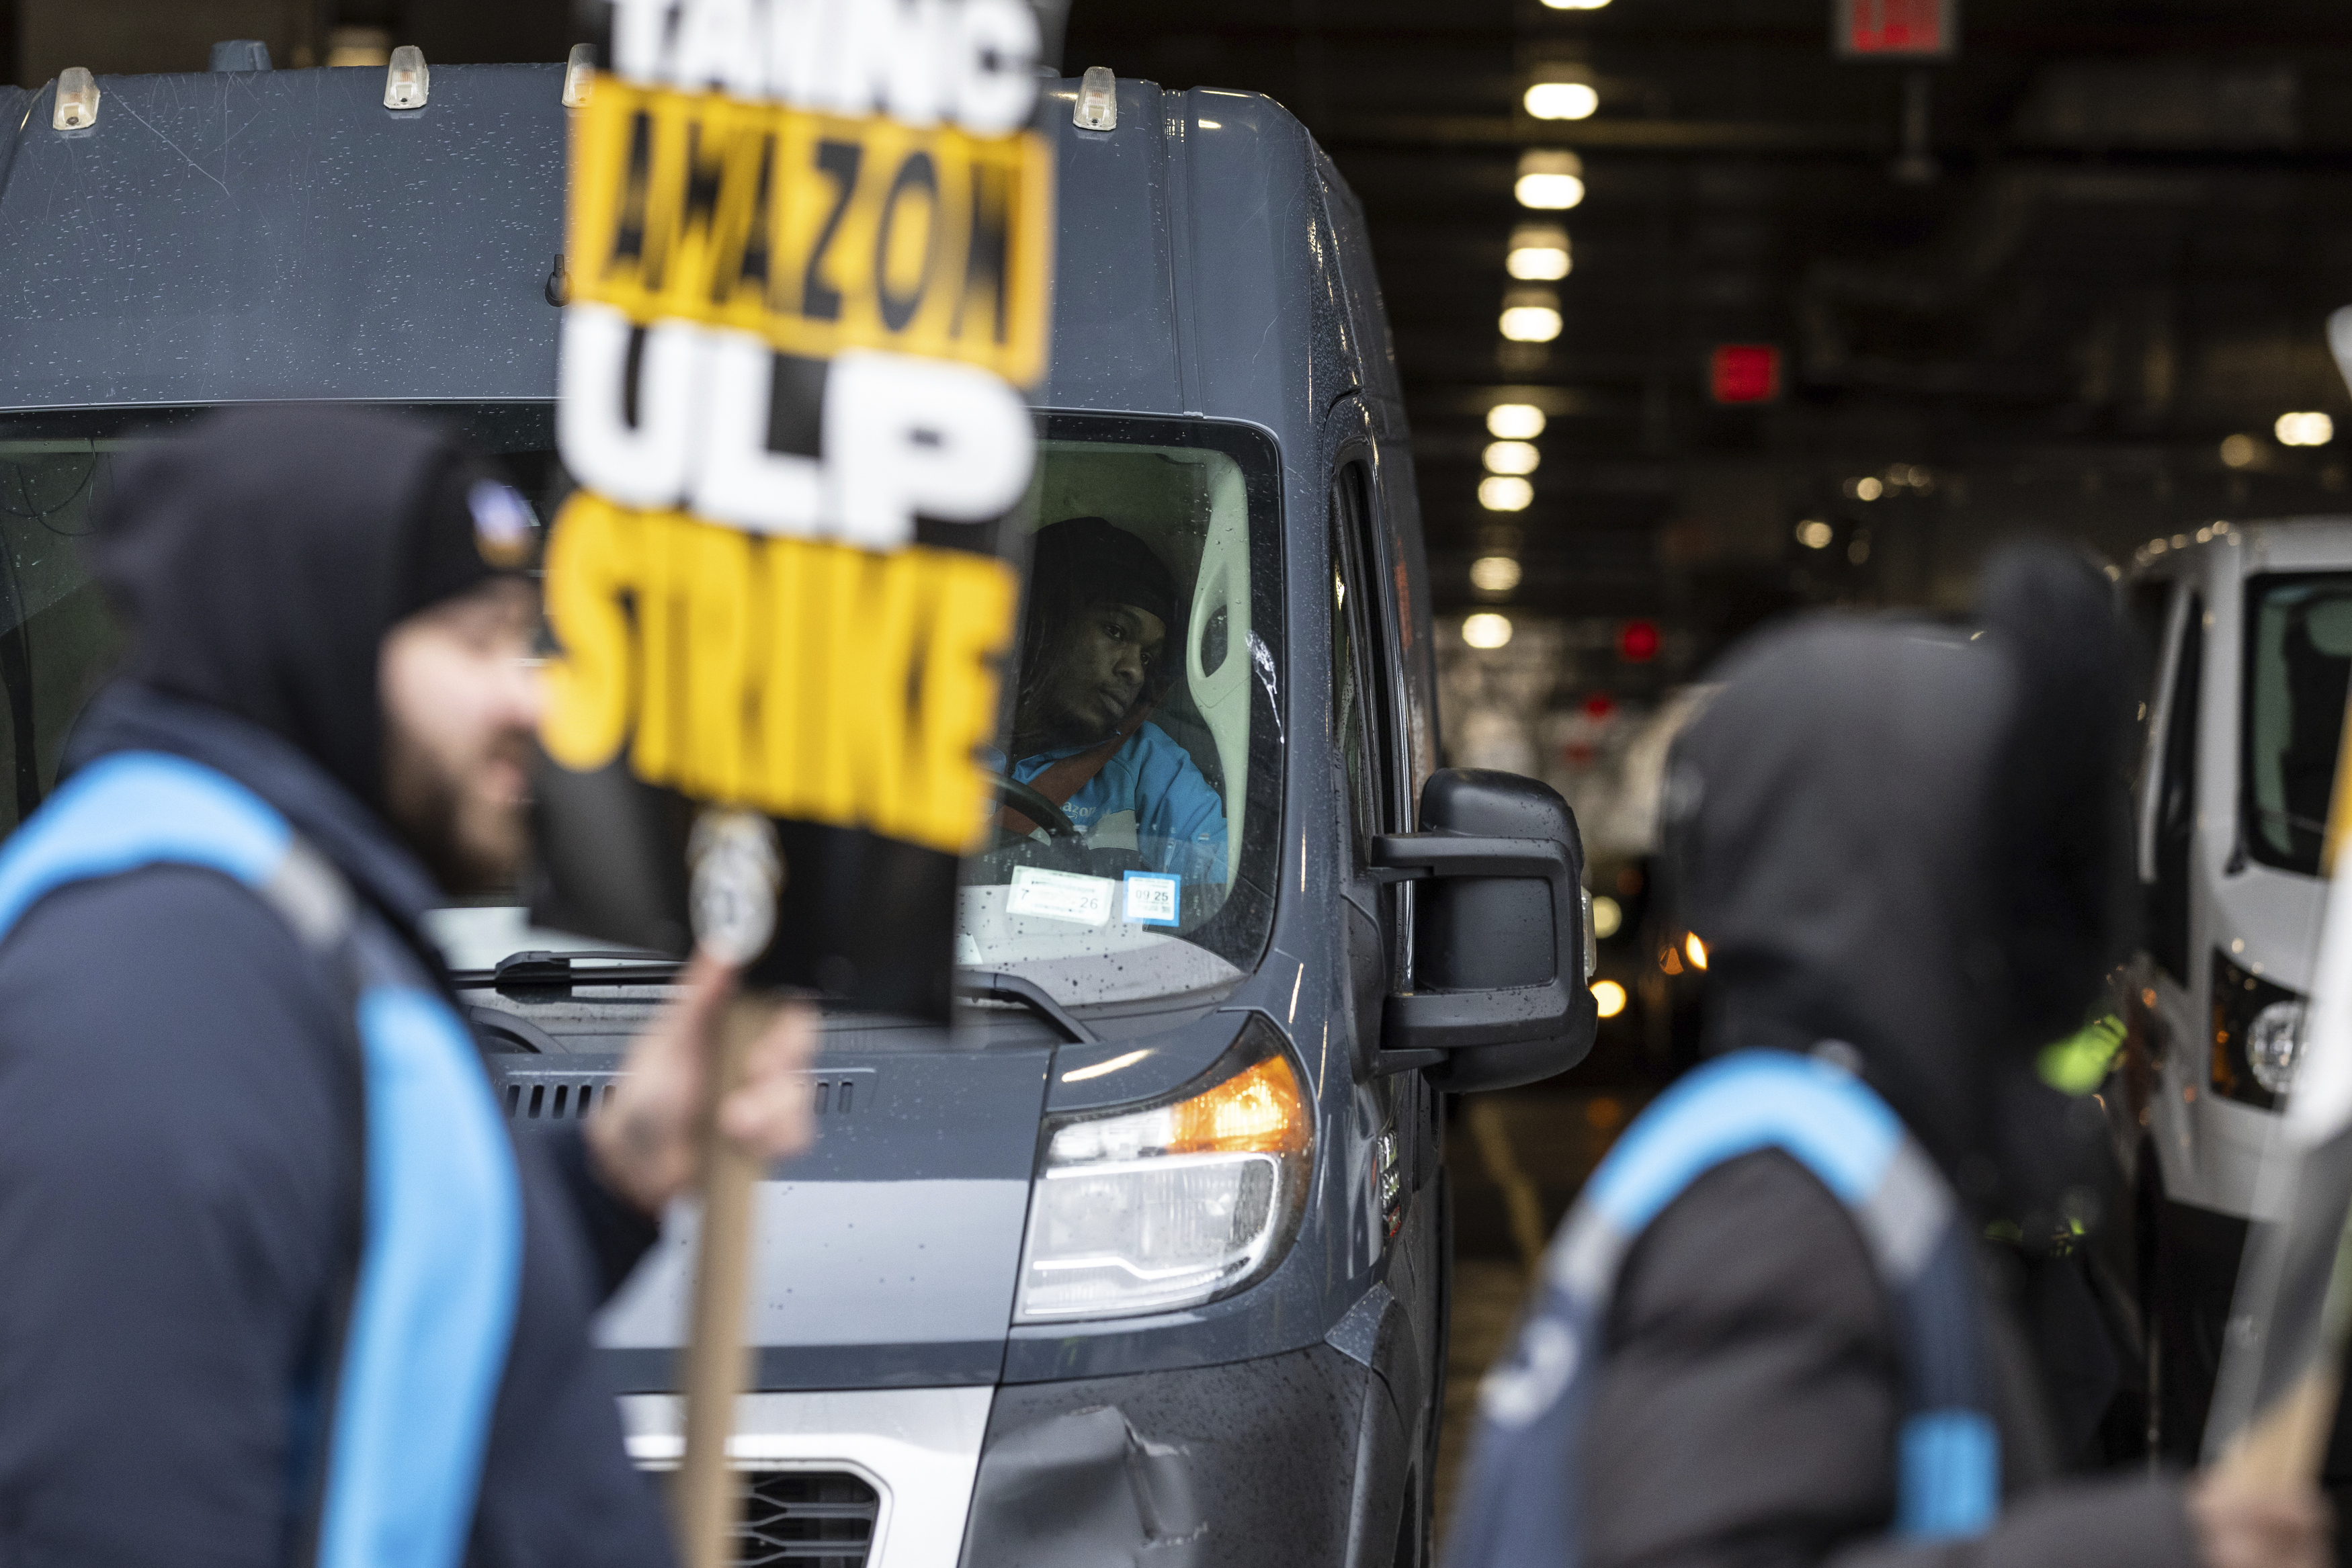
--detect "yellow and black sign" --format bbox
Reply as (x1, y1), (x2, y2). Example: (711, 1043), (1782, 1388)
(569, 78), (1054, 387)
(542, 492), (1020, 858)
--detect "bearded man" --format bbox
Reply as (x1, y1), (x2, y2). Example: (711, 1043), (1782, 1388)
(0, 408), (811, 1568)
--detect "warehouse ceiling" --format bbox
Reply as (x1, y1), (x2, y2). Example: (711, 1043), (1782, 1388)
(1064, 0), (2352, 662)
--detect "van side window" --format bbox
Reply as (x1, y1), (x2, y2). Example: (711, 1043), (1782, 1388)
(1331, 463), (1400, 840)
(2151, 597), (2203, 982)
(2240, 573), (2352, 876)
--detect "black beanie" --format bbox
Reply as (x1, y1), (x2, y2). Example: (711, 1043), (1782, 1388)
(1027, 516), (1177, 630)
(94, 405), (535, 813)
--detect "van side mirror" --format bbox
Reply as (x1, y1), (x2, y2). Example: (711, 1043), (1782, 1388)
(1368, 769), (1597, 1092)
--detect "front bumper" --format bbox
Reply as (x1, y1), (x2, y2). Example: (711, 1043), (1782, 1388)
(620, 1387), (993, 1568)
(620, 1342), (1382, 1568)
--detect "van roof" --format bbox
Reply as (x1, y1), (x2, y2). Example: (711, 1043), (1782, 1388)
(0, 64), (570, 412)
(0, 65), (1389, 441)
(2130, 517), (2352, 577)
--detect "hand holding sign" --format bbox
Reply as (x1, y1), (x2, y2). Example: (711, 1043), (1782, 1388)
(585, 952), (820, 1215)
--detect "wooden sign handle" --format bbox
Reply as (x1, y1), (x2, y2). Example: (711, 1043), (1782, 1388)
(2215, 1361), (2343, 1492)
(672, 995), (775, 1568)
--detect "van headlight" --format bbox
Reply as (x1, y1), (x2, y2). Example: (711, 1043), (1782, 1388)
(1014, 1025), (1313, 1322)
(2212, 949), (2308, 1107)
(2246, 1000), (2306, 1096)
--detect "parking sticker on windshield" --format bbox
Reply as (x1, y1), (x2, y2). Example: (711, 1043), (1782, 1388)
(1007, 866), (1115, 926)
(1122, 871), (1181, 927)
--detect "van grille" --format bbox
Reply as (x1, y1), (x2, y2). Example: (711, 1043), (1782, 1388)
(738, 1471), (880, 1567)
(501, 1075), (613, 1122)
(493, 1069), (876, 1125)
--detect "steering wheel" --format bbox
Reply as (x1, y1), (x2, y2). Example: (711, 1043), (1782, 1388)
(990, 773), (1081, 838)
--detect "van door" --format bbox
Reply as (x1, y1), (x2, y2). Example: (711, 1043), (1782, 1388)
(1331, 455), (1409, 1070)
(1331, 443), (1445, 1566)
(2150, 594), (2203, 984)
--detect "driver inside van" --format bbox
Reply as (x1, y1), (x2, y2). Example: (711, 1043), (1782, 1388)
(990, 517), (1228, 884)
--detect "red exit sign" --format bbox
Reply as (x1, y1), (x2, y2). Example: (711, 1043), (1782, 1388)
(1710, 344), (1781, 404)
(1837, 0), (1954, 57)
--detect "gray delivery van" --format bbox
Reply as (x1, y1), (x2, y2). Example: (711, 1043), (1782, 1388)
(0, 52), (1597, 1568)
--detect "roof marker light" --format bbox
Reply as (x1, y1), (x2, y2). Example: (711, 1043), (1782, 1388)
(1074, 66), (1117, 132)
(52, 67), (99, 131)
(384, 45), (429, 110)
(562, 43), (595, 108)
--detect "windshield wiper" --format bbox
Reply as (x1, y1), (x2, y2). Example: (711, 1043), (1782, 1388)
(954, 969), (1094, 1043)
(451, 949), (685, 988)
(454, 950), (1093, 1043)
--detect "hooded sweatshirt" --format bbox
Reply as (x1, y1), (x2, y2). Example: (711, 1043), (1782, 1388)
(0, 408), (672, 1568)
(1577, 546), (2192, 1568)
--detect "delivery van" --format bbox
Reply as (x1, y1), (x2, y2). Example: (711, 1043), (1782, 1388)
(2116, 519), (2352, 1461)
(0, 50), (1597, 1568)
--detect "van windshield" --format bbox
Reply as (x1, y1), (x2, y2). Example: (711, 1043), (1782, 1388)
(0, 405), (1286, 1009)
(957, 414), (1284, 1002)
(2242, 572), (2352, 875)
(0, 404), (565, 838)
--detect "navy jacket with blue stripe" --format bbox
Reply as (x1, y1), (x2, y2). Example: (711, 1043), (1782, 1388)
(0, 684), (675, 1568)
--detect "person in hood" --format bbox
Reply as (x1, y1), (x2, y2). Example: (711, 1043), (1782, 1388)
(987, 516), (1226, 883)
(1447, 543), (2325, 1568)
(0, 406), (816, 1567)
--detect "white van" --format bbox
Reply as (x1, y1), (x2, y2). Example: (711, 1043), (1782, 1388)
(2122, 519), (2352, 1458)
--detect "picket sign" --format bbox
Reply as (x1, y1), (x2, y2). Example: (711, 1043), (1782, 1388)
(540, 3), (1056, 1561)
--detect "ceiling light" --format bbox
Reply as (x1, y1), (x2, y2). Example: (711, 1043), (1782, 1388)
(1516, 150), (1585, 211)
(1487, 403), (1547, 439)
(1506, 223), (1572, 281)
(1795, 519), (1833, 550)
(1500, 287), (1562, 343)
(1525, 81), (1598, 121)
(1590, 895), (1622, 939)
(1478, 476), (1534, 512)
(1484, 440), (1540, 476)
(1542, 0), (1612, 9)
(2277, 411), (2335, 447)
(1463, 613), (1515, 650)
(1591, 979), (1627, 1018)
(2221, 433), (2259, 468)
(1499, 306), (1560, 341)
(1851, 476), (1884, 500)
(1470, 554), (1523, 593)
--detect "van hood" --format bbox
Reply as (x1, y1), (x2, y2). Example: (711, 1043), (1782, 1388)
(492, 1026), (1050, 1391)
